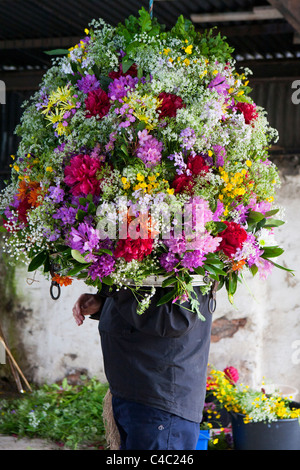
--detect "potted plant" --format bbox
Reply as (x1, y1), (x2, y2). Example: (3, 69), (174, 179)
(208, 368), (300, 450)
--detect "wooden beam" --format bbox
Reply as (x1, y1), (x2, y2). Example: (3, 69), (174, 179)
(0, 36), (81, 50)
(197, 22), (293, 37)
(191, 6), (283, 23)
(268, 0), (300, 33)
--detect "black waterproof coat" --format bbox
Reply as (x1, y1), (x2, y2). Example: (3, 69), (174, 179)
(98, 286), (212, 423)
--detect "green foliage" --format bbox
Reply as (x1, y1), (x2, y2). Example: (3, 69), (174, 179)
(0, 378), (109, 449)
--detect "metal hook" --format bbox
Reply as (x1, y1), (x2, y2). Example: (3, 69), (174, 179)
(208, 294), (216, 314)
(208, 281), (219, 314)
(50, 281), (61, 300)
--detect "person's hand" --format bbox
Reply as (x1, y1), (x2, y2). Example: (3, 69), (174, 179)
(72, 293), (103, 326)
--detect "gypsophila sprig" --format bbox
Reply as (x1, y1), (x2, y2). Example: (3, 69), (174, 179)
(0, 8), (291, 315)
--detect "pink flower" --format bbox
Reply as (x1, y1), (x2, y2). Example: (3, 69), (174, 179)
(114, 237), (153, 262)
(223, 366), (239, 384)
(64, 154), (102, 196)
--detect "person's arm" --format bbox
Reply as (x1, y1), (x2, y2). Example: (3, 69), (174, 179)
(72, 293), (103, 326)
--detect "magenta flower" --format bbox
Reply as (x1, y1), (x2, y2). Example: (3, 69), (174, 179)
(64, 154), (102, 196)
(136, 130), (163, 168)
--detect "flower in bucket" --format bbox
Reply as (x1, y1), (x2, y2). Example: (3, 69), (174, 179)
(207, 367), (300, 423)
(0, 8), (292, 316)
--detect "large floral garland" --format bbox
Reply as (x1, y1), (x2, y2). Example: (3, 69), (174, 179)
(0, 9), (290, 316)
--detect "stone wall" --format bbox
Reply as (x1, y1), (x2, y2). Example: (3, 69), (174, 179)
(0, 166), (299, 396)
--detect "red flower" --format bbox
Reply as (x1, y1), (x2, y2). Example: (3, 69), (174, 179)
(236, 102), (258, 125)
(157, 92), (186, 119)
(85, 88), (111, 119)
(64, 154), (102, 196)
(114, 237), (153, 262)
(223, 366), (239, 384)
(172, 174), (195, 194)
(108, 63), (138, 79)
(218, 221), (247, 257)
(187, 154), (210, 176)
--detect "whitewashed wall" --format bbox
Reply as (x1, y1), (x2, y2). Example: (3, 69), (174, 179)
(1, 172), (300, 396)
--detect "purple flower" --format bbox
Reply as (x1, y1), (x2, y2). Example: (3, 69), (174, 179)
(213, 145), (226, 167)
(164, 235), (186, 255)
(69, 222), (100, 253)
(108, 75), (138, 102)
(77, 74), (100, 94)
(213, 200), (224, 222)
(181, 250), (206, 271)
(168, 151), (187, 175)
(159, 252), (179, 272)
(136, 130), (163, 168)
(208, 73), (230, 96)
(53, 206), (77, 226)
(88, 254), (115, 281)
(48, 185), (65, 203)
(180, 127), (196, 150)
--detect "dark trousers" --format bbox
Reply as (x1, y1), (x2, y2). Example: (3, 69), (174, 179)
(112, 396), (200, 450)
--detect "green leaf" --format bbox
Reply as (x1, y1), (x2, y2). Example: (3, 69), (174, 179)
(0, 225), (7, 233)
(193, 267), (205, 276)
(268, 260), (294, 274)
(162, 276), (177, 288)
(28, 251), (47, 272)
(213, 222), (227, 233)
(264, 209), (279, 217)
(226, 272), (238, 296)
(156, 288), (177, 306)
(98, 75), (113, 92)
(99, 248), (113, 256)
(88, 202), (96, 214)
(76, 209), (86, 221)
(102, 276), (114, 286)
(44, 49), (69, 55)
(261, 246), (284, 258)
(250, 265), (258, 276)
(247, 210), (265, 224)
(66, 264), (86, 276)
(120, 144), (129, 156)
(71, 249), (88, 264)
(122, 58), (134, 74)
(78, 197), (87, 205)
(263, 219), (285, 228)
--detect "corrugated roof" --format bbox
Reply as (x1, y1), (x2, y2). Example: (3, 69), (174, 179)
(0, 0), (300, 70)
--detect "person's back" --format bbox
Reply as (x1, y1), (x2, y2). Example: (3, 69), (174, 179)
(98, 286), (212, 450)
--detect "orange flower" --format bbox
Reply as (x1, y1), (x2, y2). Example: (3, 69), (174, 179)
(17, 180), (44, 207)
(232, 259), (246, 271)
(52, 273), (73, 286)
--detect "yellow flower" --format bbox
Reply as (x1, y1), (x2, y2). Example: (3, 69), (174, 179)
(136, 173), (144, 182)
(184, 44), (193, 54)
(147, 175), (156, 182)
(245, 160), (252, 167)
(13, 164), (20, 172)
(183, 58), (190, 66)
(46, 166), (53, 172)
(163, 48), (170, 55)
(84, 28), (89, 35)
